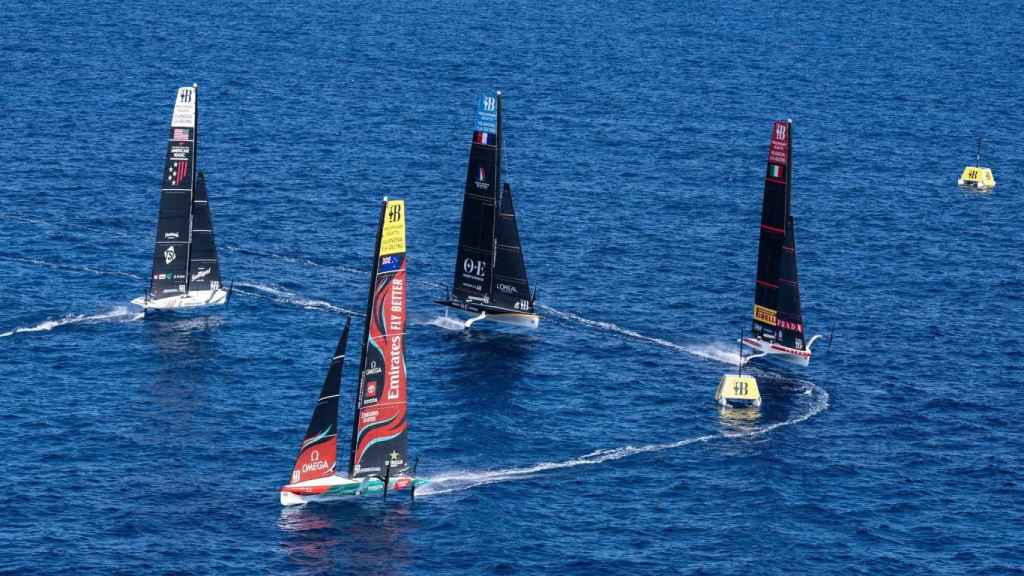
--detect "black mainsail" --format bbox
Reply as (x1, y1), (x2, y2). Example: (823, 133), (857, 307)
(147, 85), (197, 301)
(751, 119), (805, 350)
(143, 84), (225, 306)
(441, 91), (535, 316)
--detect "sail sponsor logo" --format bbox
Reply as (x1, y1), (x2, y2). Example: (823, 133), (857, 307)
(776, 318), (803, 332)
(769, 121), (788, 166)
(387, 450), (405, 468)
(496, 282), (518, 295)
(513, 299), (530, 311)
(191, 267), (211, 282)
(365, 361), (382, 377)
(463, 258), (487, 278)
(475, 165), (490, 190)
(361, 409), (379, 424)
(300, 449), (330, 474)
(475, 93), (498, 135)
(387, 335), (402, 401)
(163, 232), (180, 240)
(164, 245), (177, 265)
(153, 272), (181, 281)
(167, 159), (189, 186)
(388, 203), (402, 223)
(754, 304), (777, 326)
(171, 87), (196, 127)
(379, 200), (406, 256)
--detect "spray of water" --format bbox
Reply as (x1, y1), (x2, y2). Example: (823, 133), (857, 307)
(0, 306), (142, 339)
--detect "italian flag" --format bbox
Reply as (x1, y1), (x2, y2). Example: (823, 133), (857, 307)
(770, 164), (782, 178)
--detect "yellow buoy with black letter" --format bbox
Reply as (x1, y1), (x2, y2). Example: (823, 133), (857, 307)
(715, 374), (761, 408)
(958, 137), (996, 191)
(716, 330), (762, 408)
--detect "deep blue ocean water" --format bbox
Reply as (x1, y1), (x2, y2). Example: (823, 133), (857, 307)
(2, 1), (1022, 574)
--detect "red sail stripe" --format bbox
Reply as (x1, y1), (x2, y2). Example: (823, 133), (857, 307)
(760, 224), (785, 234)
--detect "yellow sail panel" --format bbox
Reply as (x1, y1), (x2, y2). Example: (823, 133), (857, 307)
(379, 200), (406, 256)
(754, 304), (777, 326)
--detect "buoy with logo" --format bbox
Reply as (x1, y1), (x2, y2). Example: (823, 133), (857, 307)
(958, 137), (996, 191)
(716, 333), (762, 408)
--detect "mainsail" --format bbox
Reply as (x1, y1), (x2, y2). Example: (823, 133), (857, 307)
(449, 91), (534, 313)
(349, 199), (408, 478)
(289, 317), (350, 486)
(186, 172), (222, 293)
(751, 119), (804, 349)
(148, 86), (197, 301)
(452, 92), (500, 304)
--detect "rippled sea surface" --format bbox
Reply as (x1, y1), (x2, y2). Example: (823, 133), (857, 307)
(2, 1), (1022, 574)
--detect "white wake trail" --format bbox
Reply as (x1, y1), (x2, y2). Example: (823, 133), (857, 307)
(0, 256), (142, 280)
(538, 304), (742, 366)
(233, 282), (361, 316)
(421, 381), (829, 496)
(0, 306), (142, 338)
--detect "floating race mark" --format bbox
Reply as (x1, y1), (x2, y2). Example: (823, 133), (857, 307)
(0, 255), (143, 280)
(421, 380), (828, 496)
(232, 282), (361, 316)
(0, 306), (143, 339)
(538, 304), (744, 366)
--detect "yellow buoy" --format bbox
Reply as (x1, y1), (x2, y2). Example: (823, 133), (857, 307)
(958, 166), (995, 190)
(958, 137), (996, 191)
(715, 374), (761, 408)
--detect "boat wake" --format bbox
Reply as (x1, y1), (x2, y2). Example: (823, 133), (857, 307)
(0, 255), (143, 281)
(538, 304), (742, 366)
(0, 306), (143, 339)
(232, 282), (361, 316)
(421, 379), (828, 496)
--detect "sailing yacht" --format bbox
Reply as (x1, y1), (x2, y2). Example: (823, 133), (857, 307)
(436, 91), (539, 329)
(280, 199), (425, 505)
(741, 120), (823, 367)
(133, 84), (229, 311)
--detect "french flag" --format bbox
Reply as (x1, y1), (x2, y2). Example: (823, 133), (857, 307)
(474, 131), (493, 145)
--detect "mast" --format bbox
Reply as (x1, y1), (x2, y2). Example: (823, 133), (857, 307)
(349, 199), (387, 477)
(184, 83), (198, 295)
(490, 91), (503, 299)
